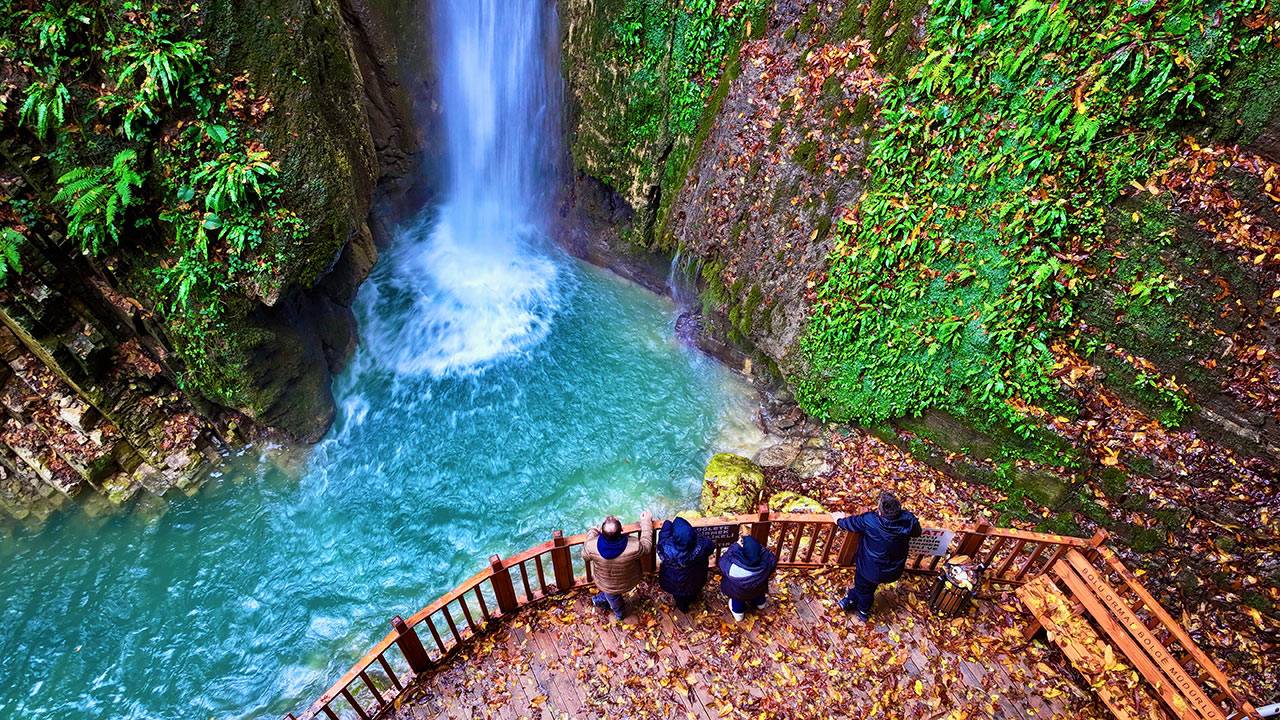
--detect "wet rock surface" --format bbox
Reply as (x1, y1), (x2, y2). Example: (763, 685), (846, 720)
(700, 452), (765, 516)
(0, 322), (222, 522)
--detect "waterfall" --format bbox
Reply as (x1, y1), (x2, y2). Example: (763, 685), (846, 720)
(364, 0), (566, 377)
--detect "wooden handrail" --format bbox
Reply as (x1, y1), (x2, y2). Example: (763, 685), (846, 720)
(285, 511), (1252, 720)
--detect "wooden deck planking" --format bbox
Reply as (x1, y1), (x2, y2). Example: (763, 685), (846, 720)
(388, 570), (1111, 720)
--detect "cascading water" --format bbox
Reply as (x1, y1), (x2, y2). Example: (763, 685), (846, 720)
(0, 3), (765, 719)
(370, 0), (564, 376)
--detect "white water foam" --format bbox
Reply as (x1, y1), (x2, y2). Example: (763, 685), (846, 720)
(374, 206), (562, 377)
(362, 0), (565, 378)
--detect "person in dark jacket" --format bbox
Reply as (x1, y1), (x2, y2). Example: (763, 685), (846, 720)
(657, 517), (716, 612)
(717, 535), (778, 621)
(831, 491), (923, 623)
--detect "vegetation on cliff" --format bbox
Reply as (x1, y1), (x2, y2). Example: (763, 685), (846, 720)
(562, 0), (1280, 696)
(2, 1), (308, 402)
(800, 0), (1274, 433)
(563, 0), (767, 241)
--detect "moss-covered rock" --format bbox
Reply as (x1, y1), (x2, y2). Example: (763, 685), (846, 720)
(700, 453), (765, 516)
(175, 0), (419, 441)
(767, 491), (826, 514)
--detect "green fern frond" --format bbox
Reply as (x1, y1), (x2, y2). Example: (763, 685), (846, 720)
(0, 228), (24, 285)
(53, 150), (145, 254)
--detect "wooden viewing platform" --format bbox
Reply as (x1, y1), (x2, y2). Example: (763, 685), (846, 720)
(284, 511), (1261, 720)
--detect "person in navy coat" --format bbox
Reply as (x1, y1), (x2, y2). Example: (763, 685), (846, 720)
(657, 517), (716, 612)
(831, 491), (923, 623)
(717, 535), (777, 621)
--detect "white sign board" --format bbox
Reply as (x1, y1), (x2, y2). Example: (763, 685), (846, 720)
(909, 528), (955, 557)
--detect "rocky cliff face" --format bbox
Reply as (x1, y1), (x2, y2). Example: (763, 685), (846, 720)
(0, 0), (421, 518)
(199, 0), (419, 440)
(559, 0), (903, 379)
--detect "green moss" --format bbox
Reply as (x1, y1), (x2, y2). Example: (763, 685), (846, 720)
(791, 140), (819, 173)
(701, 453), (765, 515)
(834, 0), (864, 41)
(1038, 511), (1084, 537)
(798, 3), (821, 38)
(1242, 591), (1273, 613)
(768, 490), (826, 513)
(768, 119), (784, 147)
(1209, 42), (1280, 147)
(1126, 526), (1164, 554)
(699, 259), (728, 316)
(738, 284), (764, 335)
(814, 214), (833, 244)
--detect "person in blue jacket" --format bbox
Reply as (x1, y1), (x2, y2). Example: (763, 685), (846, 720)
(717, 534), (777, 621)
(657, 517), (716, 612)
(832, 491), (923, 623)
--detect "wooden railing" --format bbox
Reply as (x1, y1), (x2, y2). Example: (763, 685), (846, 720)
(282, 510), (1248, 720)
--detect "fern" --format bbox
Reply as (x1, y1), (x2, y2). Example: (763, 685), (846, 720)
(106, 20), (209, 139)
(0, 228), (24, 285)
(53, 149), (145, 254)
(19, 77), (70, 141)
(193, 146), (278, 213)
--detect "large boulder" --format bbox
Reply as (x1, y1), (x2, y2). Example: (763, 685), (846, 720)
(700, 453), (765, 516)
(767, 491), (826, 514)
(754, 439), (803, 468)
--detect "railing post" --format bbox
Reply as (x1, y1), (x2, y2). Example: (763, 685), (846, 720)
(489, 554), (520, 615)
(1085, 528), (1109, 562)
(391, 615), (432, 674)
(836, 530), (861, 567)
(750, 504), (771, 546)
(956, 522), (991, 559)
(550, 530), (575, 592)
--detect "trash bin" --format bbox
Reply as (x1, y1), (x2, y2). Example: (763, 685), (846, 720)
(929, 555), (985, 617)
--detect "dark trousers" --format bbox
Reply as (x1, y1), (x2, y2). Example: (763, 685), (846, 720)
(843, 573), (879, 615)
(672, 592), (700, 612)
(592, 591), (625, 618)
(729, 595), (766, 614)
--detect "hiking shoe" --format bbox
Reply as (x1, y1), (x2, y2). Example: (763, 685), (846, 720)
(731, 610), (746, 622)
(613, 611), (626, 622)
(592, 594), (610, 611)
(836, 597), (856, 613)
(756, 598), (768, 611)
(853, 611), (869, 625)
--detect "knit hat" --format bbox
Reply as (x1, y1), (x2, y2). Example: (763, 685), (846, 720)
(739, 535), (764, 568)
(597, 532), (629, 560)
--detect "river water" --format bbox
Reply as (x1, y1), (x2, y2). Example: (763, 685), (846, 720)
(0, 1), (762, 718)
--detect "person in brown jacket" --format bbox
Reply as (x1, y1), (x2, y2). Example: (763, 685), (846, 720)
(582, 511), (653, 620)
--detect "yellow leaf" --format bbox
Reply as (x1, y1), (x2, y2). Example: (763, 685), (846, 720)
(1245, 606), (1264, 628)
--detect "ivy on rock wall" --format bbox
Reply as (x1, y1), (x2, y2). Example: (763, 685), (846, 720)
(563, 0), (767, 244)
(799, 0), (1275, 431)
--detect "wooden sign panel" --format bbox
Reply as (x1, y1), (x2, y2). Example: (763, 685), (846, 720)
(909, 528), (955, 557)
(695, 523), (744, 548)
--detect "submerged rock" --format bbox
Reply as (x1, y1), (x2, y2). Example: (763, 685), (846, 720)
(700, 453), (765, 516)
